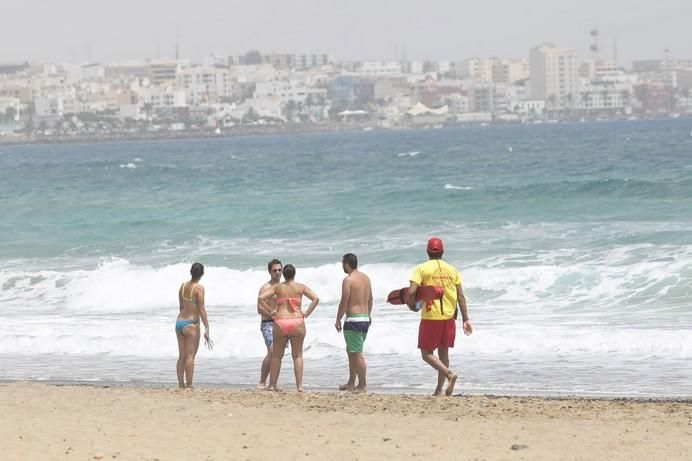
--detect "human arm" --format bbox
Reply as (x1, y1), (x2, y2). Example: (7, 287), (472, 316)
(335, 278), (350, 332)
(367, 281), (373, 324)
(178, 284), (184, 312)
(407, 281), (420, 312)
(301, 285), (320, 319)
(197, 285), (210, 337)
(456, 284), (472, 335)
(407, 264), (423, 312)
(258, 285), (278, 317)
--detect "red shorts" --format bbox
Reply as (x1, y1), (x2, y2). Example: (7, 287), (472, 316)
(418, 319), (456, 351)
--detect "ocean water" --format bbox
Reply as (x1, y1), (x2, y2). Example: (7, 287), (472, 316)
(1, 119), (692, 396)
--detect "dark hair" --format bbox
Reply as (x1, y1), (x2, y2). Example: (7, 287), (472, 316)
(427, 251), (443, 259)
(190, 262), (204, 279)
(267, 258), (282, 273)
(282, 264), (296, 280)
(342, 253), (358, 269)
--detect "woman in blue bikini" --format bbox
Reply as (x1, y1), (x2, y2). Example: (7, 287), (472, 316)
(175, 262), (210, 389)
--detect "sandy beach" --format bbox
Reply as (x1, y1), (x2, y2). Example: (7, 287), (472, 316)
(1, 382), (690, 460)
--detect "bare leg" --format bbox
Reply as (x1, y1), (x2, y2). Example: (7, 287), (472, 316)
(176, 331), (185, 389)
(289, 323), (306, 392)
(259, 345), (272, 388)
(435, 347), (450, 396)
(183, 325), (201, 389)
(339, 352), (356, 391)
(353, 352), (367, 392)
(421, 348), (455, 396)
(269, 329), (288, 391)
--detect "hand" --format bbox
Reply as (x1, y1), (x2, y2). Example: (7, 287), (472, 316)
(335, 320), (342, 332)
(408, 301), (423, 312)
(462, 320), (473, 335)
(203, 331), (214, 350)
(270, 310), (277, 318)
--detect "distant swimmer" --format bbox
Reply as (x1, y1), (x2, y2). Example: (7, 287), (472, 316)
(335, 253), (373, 393)
(175, 263), (211, 390)
(256, 259), (282, 389)
(258, 264), (319, 392)
(408, 238), (472, 397)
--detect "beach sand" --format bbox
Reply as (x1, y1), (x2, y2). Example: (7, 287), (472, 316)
(1, 382), (691, 460)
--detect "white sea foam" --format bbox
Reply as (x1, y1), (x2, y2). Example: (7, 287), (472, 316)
(397, 151), (419, 157)
(1, 246), (691, 361)
(119, 163), (136, 169)
(444, 184), (474, 190)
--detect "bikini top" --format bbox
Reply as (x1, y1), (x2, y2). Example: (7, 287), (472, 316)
(276, 297), (301, 313)
(180, 282), (198, 305)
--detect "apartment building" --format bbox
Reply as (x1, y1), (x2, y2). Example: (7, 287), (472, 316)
(530, 43), (579, 110)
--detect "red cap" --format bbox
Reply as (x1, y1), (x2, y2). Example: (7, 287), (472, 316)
(427, 237), (444, 253)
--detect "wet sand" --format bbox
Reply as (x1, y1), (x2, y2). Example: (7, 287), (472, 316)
(1, 382), (691, 460)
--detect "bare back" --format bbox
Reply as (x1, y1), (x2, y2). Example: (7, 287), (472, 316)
(274, 282), (308, 318)
(178, 281), (203, 321)
(343, 271), (372, 316)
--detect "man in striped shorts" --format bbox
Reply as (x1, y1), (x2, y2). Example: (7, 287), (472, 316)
(335, 253), (373, 393)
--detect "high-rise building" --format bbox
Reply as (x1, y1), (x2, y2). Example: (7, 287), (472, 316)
(529, 44), (579, 110)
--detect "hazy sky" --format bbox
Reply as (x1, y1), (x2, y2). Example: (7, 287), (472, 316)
(2, 0), (689, 65)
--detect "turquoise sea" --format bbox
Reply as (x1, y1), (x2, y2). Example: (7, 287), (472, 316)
(1, 119), (691, 395)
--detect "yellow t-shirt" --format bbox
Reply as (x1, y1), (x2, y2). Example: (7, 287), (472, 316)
(409, 259), (462, 321)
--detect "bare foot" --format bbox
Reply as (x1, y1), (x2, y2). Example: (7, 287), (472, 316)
(257, 383), (267, 390)
(266, 385), (277, 392)
(339, 383), (355, 391)
(354, 386), (367, 394)
(297, 387), (304, 393)
(432, 390), (443, 397)
(445, 371), (457, 396)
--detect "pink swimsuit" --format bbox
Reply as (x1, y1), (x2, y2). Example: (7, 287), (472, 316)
(274, 297), (304, 336)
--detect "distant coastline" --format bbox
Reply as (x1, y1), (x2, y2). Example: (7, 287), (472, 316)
(1, 114), (688, 147)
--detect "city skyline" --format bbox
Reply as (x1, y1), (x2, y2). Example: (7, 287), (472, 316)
(2, 0), (690, 65)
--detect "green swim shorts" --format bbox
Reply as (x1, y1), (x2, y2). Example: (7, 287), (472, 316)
(343, 314), (370, 353)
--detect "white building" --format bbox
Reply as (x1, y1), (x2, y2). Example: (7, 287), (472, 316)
(529, 44), (579, 110)
(406, 61), (424, 74)
(230, 65), (280, 84)
(82, 63), (106, 80)
(359, 61), (403, 76)
(492, 58), (530, 83)
(576, 80), (633, 112)
(150, 60), (179, 85)
(242, 96), (283, 119)
(512, 100), (546, 116)
(462, 58), (493, 82)
(142, 86), (187, 109)
(176, 66), (232, 105)
(254, 80), (310, 103)
(34, 96), (64, 117)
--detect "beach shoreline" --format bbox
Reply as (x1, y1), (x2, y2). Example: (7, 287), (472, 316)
(2, 378), (691, 402)
(2, 381), (691, 460)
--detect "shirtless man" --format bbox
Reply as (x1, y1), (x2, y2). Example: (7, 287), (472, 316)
(256, 259), (282, 389)
(335, 253), (373, 392)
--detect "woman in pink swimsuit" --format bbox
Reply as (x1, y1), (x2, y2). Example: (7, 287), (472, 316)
(258, 264), (319, 392)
